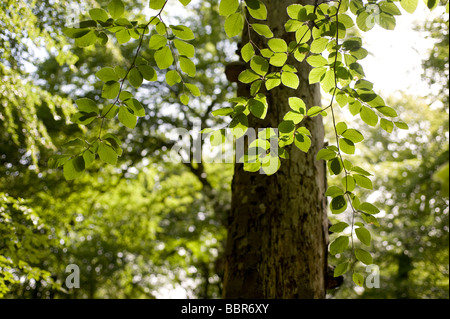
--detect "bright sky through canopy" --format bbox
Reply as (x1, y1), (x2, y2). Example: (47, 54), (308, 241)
(361, 1), (443, 97)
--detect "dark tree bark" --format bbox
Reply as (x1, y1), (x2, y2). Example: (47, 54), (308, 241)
(223, 0), (329, 299)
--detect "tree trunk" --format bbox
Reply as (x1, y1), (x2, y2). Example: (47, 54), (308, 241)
(223, 0), (328, 299)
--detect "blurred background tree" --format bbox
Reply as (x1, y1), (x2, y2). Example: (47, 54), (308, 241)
(1, 0), (233, 298)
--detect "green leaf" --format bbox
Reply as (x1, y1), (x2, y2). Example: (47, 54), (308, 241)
(308, 67), (327, 84)
(150, 0), (166, 10)
(400, 0), (418, 13)
(331, 195), (347, 214)
(98, 142), (118, 165)
(321, 69), (335, 93)
(48, 155), (71, 168)
(307, 55), (328, 67)
(342, 175), (356, 192)
(127, 98), (145, 117)
(352, 273), (364, 286)
(278, 120), (295, 135)
(241, 42), (255, 63)
(285, 19), (303, 32)
(355, 248), (373, 265)
(342, 37), (362, 51)
(156, 21), (167, 35)
(116, 29), (131, 44)
(102, 104), (119, 119)
(330, 236), (349, 255)
(179, 56), (196, 77)
(295, 132), (311, 153)
(96, 67), (118, 83)
(149, 34), (167, 50)
(154, 46), (173, 70)
(230, 113), (249, 138)
(238, 69), (260, 83)
(83, 150), (95, 167)
(377, 12), (396, 30)
(63, 156), (85, 180)
(339, 138), (355, 155)
(334, 263), (349, 277)
(268, 38), (288, 53)
(343, 159), (353, 171)
(360, 106), (378, 127)
(249, 96), (267, 119)
(180, 94), (189, 105)
(355, 227), (372, 246)
(269, 53), (288, 67)
(362, 214), (380, 227)
(394, 121), (409, 130)
(108, 0), (125, 19)
(379, 2), (402, 15)
(307, 106), (323, 117)
(98, 33), (109, 45)
(76, 98), (99, 114)
(316, 148), (336, 161)
(185, 83), (201, 96)
(118, 106), (137, 128)
(165, 70), (181, 86)
(102, 82), (120, 99)
(336, 122), (347, 135)
(353, 174), (373, 190)
(246, 0), (267, 20)
(251, 23), (274, 38)
(310, 37), (329, 54)
(128, 68), (143, 88)
(219, 0), (240, 16)
(137, 65), (157, 81)
(283, 111), (304, 124)
(342, 129), (364, 143)
(288, 97), (306, 114)
(261, 156), (281, 176)
(178, 0), (191, 6)
(297, 127), (311, 136)
(170, 25), (195, 40)
(251, 80), (262, 97)
(212, 107), (234, 117)
(425, 0), (438, 10)
(351, 166), (372, 176)
(329, 157), (343, 175)
(295, 25), (311, 43)
(281, 72), (299, 89)
(380, 118), (394, 133)
(359, 202), (380, 215)
(63, 28), (91, 39)
(265, 73), (281, 90)
(114, 66), (126, 79)
(71, 111), (96, 125)
(250, 56), (269, 76)
(173, 39), (195, 58)
(287, 4), (304, 20)
(325, 186), (344, 198)
(75, 31), (97, 47)
(62, 138), (84, 148)
(329, 222), (349, 233)
(356, 10), (375, 32)
(224, 12), (244, 38)
(89, 8), (109, 22)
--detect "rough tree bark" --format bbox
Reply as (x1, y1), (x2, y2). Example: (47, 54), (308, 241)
(223, 0), (329, 299)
